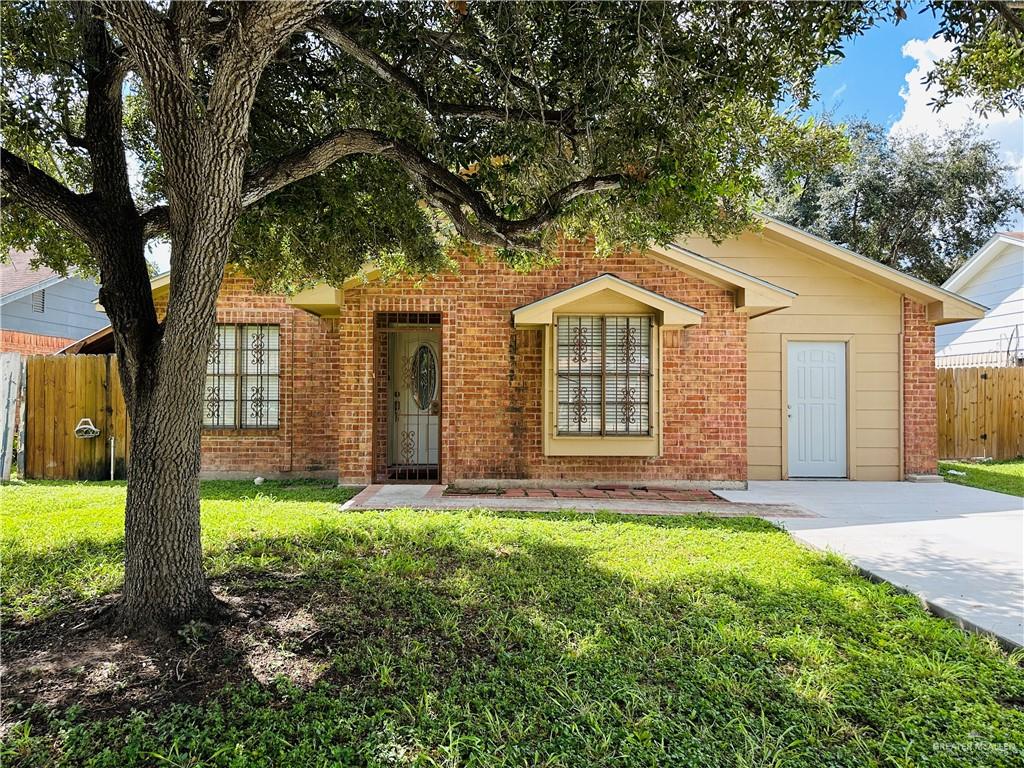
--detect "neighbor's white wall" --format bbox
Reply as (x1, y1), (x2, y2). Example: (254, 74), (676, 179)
(936, 241), (1024, 363)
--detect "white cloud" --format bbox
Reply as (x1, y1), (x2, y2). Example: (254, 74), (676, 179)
(890, 37), (1024, 190)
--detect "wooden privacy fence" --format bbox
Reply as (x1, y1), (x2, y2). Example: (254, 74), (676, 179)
(937, 366), (1024, 461)
(23, 354), (129, 480)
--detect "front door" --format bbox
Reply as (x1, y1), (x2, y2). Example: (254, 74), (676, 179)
(388, 329), (440, 480)
(787, 341), (847, 478)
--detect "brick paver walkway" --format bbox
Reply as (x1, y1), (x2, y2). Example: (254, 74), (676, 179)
(445, 486), (722, 502)
(343, 484), (814, 518)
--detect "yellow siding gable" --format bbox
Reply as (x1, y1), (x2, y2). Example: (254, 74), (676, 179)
(682, 230), (905, 481)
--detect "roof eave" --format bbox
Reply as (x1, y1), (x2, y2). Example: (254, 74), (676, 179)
(512, 273), (704, 328)
(648, 241), (796, 316)
(758, 217), (987, 324)
(942, 234), (1023, 292)
(0, 274), (67, 307)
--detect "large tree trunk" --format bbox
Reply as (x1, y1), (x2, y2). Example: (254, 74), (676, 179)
(2, 2), (318, 634)
(102, 209), (234, 631)
(117, 371), (217, 628)
(85, 0), (287, 632)
(92, 229), (218, 630)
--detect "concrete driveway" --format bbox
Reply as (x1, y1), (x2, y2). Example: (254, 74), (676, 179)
(718, 481), (1024, 648)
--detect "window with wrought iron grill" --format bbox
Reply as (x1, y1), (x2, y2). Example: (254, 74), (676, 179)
(556, 316), (652, 435)
(204, 324), (280, 428)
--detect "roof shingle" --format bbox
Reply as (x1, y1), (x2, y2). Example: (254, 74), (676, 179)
(0, 250), (62, 298)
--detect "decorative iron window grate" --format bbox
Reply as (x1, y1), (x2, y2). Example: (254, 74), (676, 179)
(556, 316), (651, 436)
(204, 324), (280, 428)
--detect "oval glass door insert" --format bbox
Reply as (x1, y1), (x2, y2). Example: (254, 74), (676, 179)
(412, 344), (437, 410)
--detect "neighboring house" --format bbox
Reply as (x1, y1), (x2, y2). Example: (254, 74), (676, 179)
(936, 232), (1024, 368)
(0, 250), (109, 355)
(80, 217), (983, 486)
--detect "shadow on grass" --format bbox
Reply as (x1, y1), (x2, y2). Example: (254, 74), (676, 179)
(4, 511), (1024, 767)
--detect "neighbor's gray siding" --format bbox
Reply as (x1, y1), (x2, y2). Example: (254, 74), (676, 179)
(0, 277), (108, 339)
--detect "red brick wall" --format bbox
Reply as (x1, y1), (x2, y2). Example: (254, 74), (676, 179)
(902, 297), (938, 476)
(0, 330), (74, 355)
(155, 276), (342, 477)
(335, 241), (748, 484)
(177, 244), (748, 483)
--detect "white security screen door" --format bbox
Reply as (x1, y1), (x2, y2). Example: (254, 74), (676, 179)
(787, 341), (847, 478)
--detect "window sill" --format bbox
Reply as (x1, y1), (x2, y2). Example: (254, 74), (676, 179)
(202, 427), (281, 436)
(544, 435), (659, 457)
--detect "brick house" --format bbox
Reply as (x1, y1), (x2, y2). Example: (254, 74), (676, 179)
(78, 218), (984, 486)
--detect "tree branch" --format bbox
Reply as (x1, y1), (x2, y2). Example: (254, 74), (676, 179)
(139, 206), (170, 240)
(990, 1), (1024, 36)
(241, 128), (395, 205)
(312, 19), (576, 130)
(76, 1), (133, 205)
(167, 0), (208, 76)
(0, 148), (99, 243)
(144, 106), (619, 250)
(97, 0), (182, 94)
(240, 128), (620, 251)
(418, 29), (540, 95)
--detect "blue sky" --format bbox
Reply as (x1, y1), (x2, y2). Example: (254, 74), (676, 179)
(812, 10), (940, 125)
(808, 8), (1022, 207)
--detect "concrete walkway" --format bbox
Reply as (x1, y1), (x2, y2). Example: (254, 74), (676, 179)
(341, 484), (811, 518)
(718, 481), (1024, 649)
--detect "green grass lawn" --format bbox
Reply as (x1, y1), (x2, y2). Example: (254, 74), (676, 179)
(939, 458), (1024, 496)
(2, 480), (1023, 767)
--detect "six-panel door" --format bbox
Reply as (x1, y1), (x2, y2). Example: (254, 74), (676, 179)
(787, 341), (847, 478)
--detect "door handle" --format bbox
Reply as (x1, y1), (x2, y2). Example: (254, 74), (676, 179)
(393, 393), (400, 420)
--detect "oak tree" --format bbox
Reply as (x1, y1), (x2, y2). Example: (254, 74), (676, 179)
(1, 1), (1019, 631)
(764, 120), (1024, 284)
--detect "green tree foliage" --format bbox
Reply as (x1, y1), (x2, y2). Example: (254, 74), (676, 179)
(3, 2), (1021, 286)
(1, 1), (875, 289)
(917, 0), (1024, 114)
(764, 120), (1024, 284)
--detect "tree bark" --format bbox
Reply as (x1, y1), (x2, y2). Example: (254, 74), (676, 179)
(118, 372), (216, 628)
(92, 225), (223, 630)
(93, 0), (303, 632)
(110, 192), (238, 630)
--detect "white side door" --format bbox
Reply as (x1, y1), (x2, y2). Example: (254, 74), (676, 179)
(787, 341), (847, 478)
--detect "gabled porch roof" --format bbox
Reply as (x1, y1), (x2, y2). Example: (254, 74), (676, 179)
(511, 273), (705, 328)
